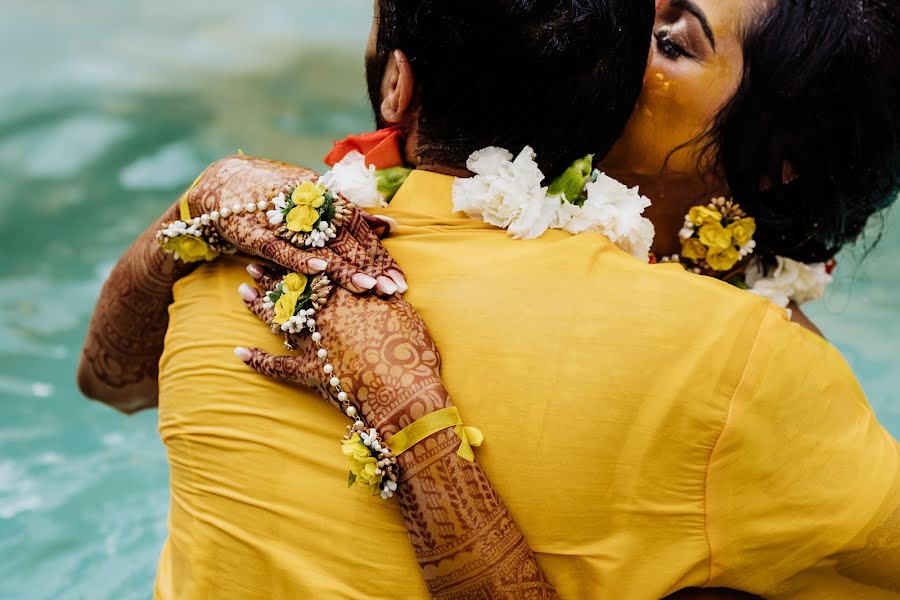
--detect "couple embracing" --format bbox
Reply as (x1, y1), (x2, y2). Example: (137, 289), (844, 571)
(79, 0), (900, 598)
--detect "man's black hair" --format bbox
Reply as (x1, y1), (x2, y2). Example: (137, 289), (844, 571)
(368, 0), (655, 178)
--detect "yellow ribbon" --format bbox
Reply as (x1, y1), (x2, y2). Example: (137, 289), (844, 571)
(178, 168), (212, 222)
(385, 407), (484, 462)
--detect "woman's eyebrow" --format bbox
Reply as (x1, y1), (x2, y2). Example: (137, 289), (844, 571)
(671, 0), (716, 51)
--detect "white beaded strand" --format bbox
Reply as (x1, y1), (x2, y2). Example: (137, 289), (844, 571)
(304, 318), (361, 420)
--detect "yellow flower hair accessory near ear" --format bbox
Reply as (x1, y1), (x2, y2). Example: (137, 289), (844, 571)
(662, 197), (757, 276)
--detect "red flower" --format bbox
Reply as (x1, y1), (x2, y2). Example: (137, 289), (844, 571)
(324, 127), (405, 170)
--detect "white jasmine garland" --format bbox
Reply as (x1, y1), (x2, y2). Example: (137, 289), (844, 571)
(745, 256), (833, 309)
(319, 150), (385, 208)
(452, 146), (656, 260)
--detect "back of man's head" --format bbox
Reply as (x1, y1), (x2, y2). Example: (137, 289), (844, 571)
(368, 0), (655, 177)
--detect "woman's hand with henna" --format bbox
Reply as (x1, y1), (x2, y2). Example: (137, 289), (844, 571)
(234, 263), (448, 435)
(188, 155), (406, 295)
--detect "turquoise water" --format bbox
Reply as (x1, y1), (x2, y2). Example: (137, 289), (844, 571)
(0, 2), (897, 598)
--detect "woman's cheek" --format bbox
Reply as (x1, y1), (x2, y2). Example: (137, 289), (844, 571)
(611, 66), (709, 175)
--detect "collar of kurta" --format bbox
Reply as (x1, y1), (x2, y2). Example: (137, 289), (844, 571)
(380, 169), (496, 231)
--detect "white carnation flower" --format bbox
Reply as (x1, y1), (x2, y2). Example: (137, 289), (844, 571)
(561, 172), (655, 260)
(319, 151), (384, 208)
(466, 147), (514, 176)
(453, 146), (553, 240)
(745, 256), (833, 308)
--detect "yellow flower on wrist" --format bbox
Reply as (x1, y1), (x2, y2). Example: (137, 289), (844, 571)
(292, 181), (327, 208)
(342, 434), (383, 494)
(698, 223), (733, 250)
(162, 235), (218, 263)
(286, 204), (320, 232)
(283, 273), (308, 295)
(688, 205), (723, 227)
(727, 217), (757, 247)
(681, 238), (708, 262)
(706, 246), (740, 271)
(273, 291), (301, 325)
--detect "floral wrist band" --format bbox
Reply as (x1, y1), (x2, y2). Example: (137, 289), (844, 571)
(156, 195), (236, 263)
(157, 173), (354, 264)
(340, 407), (484, 501)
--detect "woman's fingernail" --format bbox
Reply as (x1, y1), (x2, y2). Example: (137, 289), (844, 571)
(246, 263), (265, 279)
(376, 276), (399, 295)
(351, 273), (378, 290)
(238, 284), (259, 302)
(234, 347), (253, 362)
(308, 258), (328, 272)
(388, 269), (408, 294)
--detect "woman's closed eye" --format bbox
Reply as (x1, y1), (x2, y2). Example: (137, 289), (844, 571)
(655, 29), (694, 61)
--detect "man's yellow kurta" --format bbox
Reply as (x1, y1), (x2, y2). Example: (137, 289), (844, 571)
(155, 169), (900, 599)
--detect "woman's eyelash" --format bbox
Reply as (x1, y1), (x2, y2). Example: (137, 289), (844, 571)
(655, 30), (692, 60)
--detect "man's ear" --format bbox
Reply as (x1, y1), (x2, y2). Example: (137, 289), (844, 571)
(380, 50), (415, 125)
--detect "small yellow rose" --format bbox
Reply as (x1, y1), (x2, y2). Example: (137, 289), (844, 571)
(162, 235), (217, 263)
(342, 434), (382, 494)
(688, 205), (723, 227)
(681, 238), (708, 262)
(355, 460), (383, 492)
(292, 181), (327, 208)
(698, 223), (733, 250)
(342, 434), (371, 461)
(727, 217), (756, 247)
(706, 246), (741, 271)
(273, 291), (301, 325)
(283, 273), (308, 295)
(286, 204), (320, 232)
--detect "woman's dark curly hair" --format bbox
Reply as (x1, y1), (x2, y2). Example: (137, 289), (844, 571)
(706, 0), (899, 263)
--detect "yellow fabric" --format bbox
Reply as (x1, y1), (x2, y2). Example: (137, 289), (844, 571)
(156, 169), (900, 599)
(178, 168), (210, 222)
(385, 406), (484, 461)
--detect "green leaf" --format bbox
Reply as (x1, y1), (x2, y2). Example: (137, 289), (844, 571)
(375, 167), (413, 203)
(547, 154), (594, 206)
(727, 276), (750, 290)
(348, 472), (357, 487)
(322, 194), (336, 223)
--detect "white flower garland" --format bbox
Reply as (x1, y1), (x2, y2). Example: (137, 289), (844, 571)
(319, 150), (387, 209)
(318, 143), (834, 310)
(451, 147), (656, 260)
(745, 257), (834, 311)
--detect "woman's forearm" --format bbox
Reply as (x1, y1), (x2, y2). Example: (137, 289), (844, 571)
(77, 202), (194, 413)
(394, 409), (559, 598)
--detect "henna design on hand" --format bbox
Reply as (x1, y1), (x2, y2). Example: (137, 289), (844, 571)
(237, 264), (559, 599)
(188, 156), (406, 295)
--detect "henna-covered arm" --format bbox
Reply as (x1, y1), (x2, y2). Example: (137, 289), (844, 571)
(392, 399), (560, 599)
(77, 201), (194, 413)
(78, 155), (405, 414)
(237, 275), (559, 598)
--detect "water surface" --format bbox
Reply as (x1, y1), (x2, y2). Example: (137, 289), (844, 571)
(0, 2), (897, 598)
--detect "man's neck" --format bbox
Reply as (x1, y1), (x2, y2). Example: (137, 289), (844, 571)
(414, 162), (472, 178)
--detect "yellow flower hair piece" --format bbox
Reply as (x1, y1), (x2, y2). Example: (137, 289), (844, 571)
(672, 197), (757, 274)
